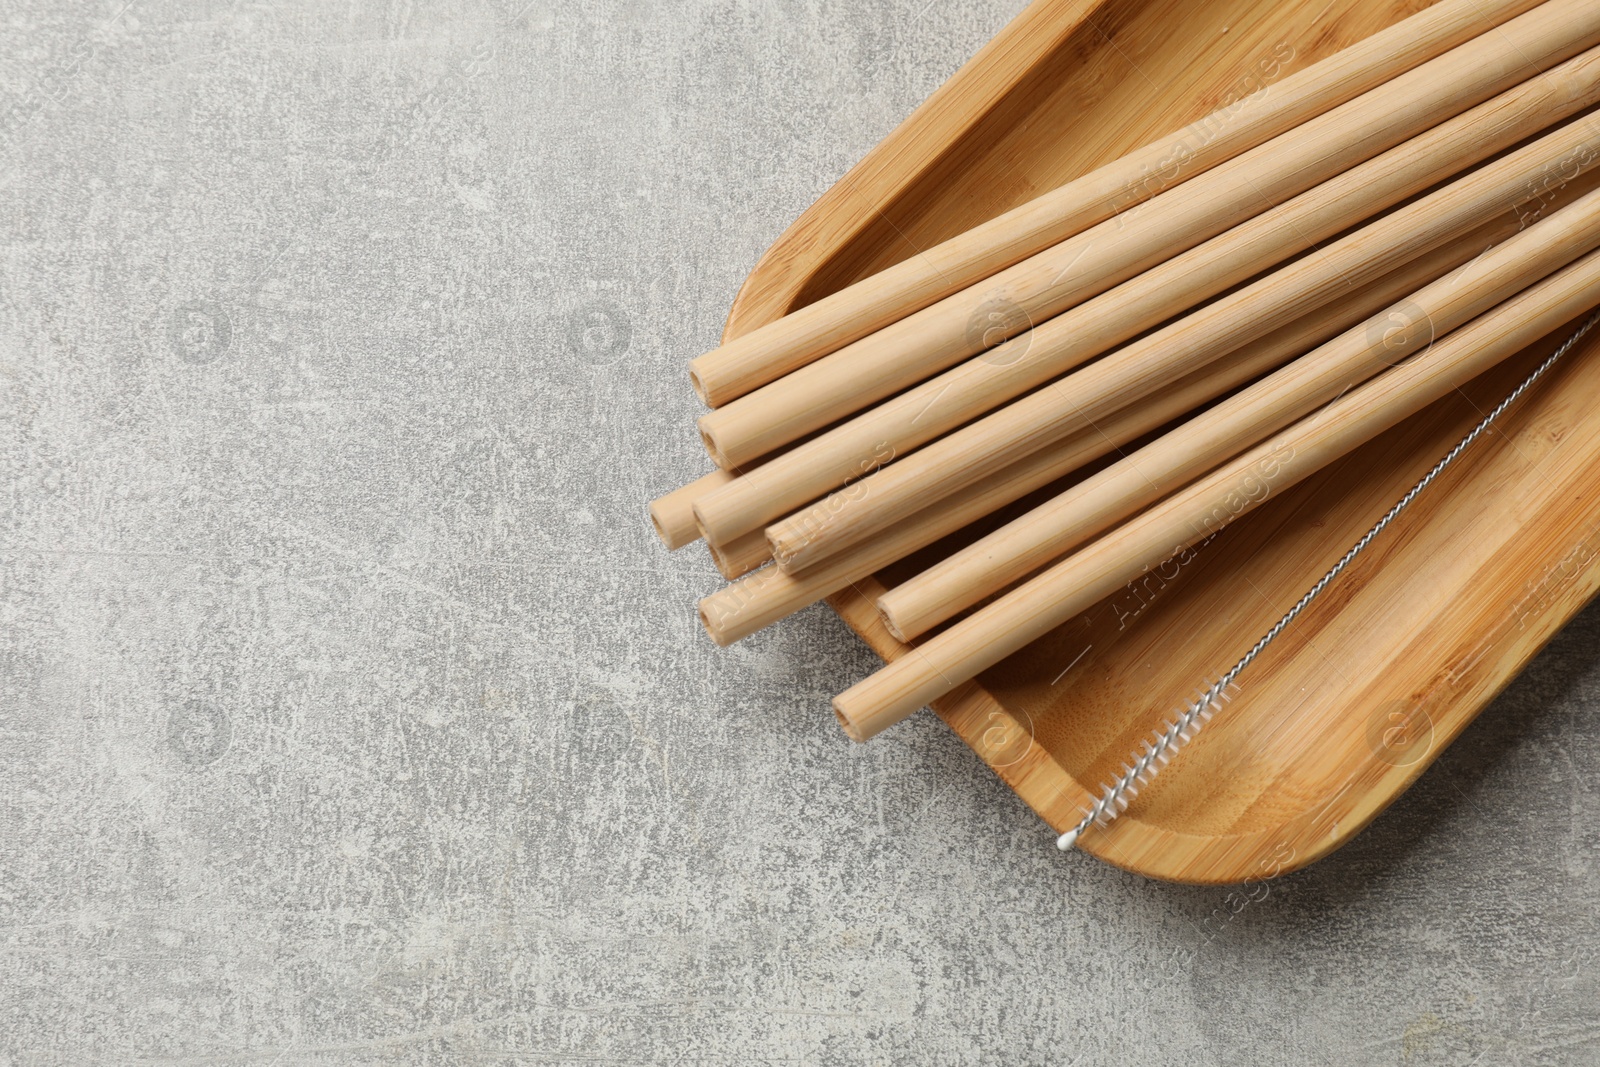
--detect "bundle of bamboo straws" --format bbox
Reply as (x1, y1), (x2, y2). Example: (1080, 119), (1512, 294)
(650, 0), (1600, 744)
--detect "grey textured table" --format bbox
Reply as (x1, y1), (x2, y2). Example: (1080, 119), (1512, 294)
(3, 1), (1598, 1063)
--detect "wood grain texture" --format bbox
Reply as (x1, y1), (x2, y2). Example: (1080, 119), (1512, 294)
(766, 58), (1600, 578)
(720, 0), (1493, 339)
(697, 2), (1600, 548)
(696, 218), (1529, 647)
(691, 0), (1556, 421)
(874, 175), (1600, 642)
(833, 228), (1600, 739)
(723, 0), (1600, 883)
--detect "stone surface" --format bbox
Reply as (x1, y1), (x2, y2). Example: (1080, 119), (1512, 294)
(2, 1), (1598, 1063)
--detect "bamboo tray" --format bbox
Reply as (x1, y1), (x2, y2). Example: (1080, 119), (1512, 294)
(720, 0), (1600, 883)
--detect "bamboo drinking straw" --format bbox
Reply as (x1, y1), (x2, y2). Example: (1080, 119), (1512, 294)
(699, 216), (1524, 646)
(831, 245), (1600, 742)
(696, 0), (1600, 470)
(651, 440), (799, 557)
(686, 0), (1551, 408)
(651, 467), (776, 574)
(760, 93), (1600, 571)
(707, 529), (773, 581)
(650, 469), (735, 549)
(877, 186), (1600, 640)
(696, 56), (1600, 551)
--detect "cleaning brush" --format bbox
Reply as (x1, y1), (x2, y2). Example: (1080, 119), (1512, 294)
(1057, 307), (1600, 852)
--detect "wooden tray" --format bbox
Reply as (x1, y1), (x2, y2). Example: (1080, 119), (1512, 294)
(720, 0), (1600, 883)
